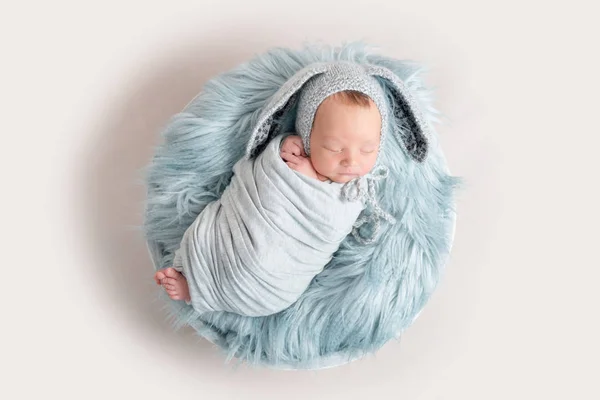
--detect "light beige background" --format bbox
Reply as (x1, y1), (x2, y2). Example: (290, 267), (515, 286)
(1, 0), (598, 399)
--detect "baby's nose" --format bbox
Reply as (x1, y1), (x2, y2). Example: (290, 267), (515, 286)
(341, 157), (358, 167)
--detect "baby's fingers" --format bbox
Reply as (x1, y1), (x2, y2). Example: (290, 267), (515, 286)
(280, 150), (294, 163)
(298, 143), (307, 157)
(281, 151), (302, 164)
(291, 142), (306, 157)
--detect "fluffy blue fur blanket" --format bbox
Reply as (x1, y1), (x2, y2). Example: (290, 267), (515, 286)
(144, 42), (459, 369)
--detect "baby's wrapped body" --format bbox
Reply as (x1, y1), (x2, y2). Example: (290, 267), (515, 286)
(173, 134), (364, 317)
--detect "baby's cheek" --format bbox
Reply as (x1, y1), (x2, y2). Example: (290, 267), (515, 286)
(312, 155), (331, 176)
(323, 156), (338, 172)
(362, 159), (377, 175)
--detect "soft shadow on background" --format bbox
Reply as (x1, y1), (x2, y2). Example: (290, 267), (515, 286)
(80, 30), (257, 372)
(77, 26), (484, 386)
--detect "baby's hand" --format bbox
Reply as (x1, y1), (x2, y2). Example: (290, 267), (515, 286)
(280, 135), (321, 180)
(280, 135), (306, 157)
(283, 153), (321, 180)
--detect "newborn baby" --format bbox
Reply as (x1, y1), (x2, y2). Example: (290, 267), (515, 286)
(154, 63), (396, 317)
(155, 91), (381, 308)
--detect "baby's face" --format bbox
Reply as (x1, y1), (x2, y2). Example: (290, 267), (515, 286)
(310, 96), (382, 183)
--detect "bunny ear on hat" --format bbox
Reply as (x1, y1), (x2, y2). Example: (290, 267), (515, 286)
(245, 63), (330, 159)
(365, 65), (430, 163)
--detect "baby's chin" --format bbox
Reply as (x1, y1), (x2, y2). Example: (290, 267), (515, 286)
(329, 173), (363, 183)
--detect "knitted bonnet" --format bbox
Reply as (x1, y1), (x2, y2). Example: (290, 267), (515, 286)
(294, 62), (389, 162)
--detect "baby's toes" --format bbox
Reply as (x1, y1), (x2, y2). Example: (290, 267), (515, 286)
(163, 277), (178, 286)
(165, 285), (177, 293)
(163, 267), (180, 279)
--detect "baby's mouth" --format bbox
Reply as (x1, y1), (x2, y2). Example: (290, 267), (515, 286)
(338, 173), (360, 182)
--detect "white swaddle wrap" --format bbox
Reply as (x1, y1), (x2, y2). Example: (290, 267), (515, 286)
(173, 134), (365, 317)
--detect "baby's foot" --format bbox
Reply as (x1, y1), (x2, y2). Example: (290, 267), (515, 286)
(154, 267), (191, 302)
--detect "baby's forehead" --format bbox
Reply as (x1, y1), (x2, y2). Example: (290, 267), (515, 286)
(312, 127), (381, 145)
(318, 134), (380, 144)
(315, 93), (382, 118)
(313, 98), (383, 129)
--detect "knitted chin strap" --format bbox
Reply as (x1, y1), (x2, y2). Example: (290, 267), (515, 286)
(340, 166), (396, 245)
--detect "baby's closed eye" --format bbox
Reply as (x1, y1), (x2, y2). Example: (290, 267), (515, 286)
(323, 146), (377, 154)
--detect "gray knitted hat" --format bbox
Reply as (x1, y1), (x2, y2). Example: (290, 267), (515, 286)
(295, 62), (388, 159)
(246, 61), (429, 164)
